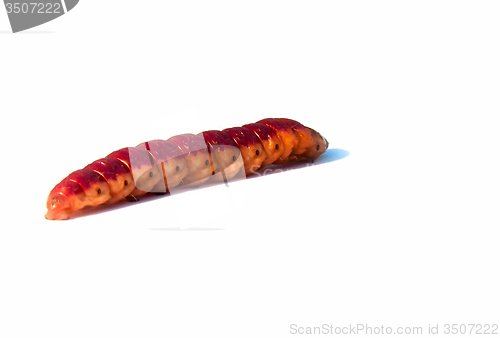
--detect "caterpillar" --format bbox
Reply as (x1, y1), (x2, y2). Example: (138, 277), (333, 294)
(45, 118), (329, 220)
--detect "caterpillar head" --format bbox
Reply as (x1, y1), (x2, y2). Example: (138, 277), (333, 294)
(303, 128), (329, 159)
(45, 194), (72, 220)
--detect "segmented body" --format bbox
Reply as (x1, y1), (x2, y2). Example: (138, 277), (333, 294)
(45, 118), (329, 220)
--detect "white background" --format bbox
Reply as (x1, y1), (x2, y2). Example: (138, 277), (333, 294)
(1, 1), (499, 337)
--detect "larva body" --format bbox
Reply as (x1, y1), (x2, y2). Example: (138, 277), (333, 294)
(45, 118), (329, 220)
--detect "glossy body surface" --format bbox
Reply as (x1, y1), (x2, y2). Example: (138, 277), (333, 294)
(45, 118), (329, 220)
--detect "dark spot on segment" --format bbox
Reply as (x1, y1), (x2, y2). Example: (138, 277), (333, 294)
(124, 180), (128, 186)
(316, 145), (320, 151)
(256, 150), (260, 155)
(149, 172), (153, 178)
(233, 155), (236, 161)
(206, 160), (209, 166)
(97, 189), (101, 194)
(275, 144), (279, 150)
(176, 166), (180, 171)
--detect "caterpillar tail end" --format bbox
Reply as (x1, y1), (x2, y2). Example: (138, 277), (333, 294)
(45, 193), (72, 220)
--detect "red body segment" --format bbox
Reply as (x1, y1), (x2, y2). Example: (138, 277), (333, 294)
(257, 118), (299, 164)
(67, 169), (111, 206)
(107, 147), (161, 197)
(45, 118), (329, 220)
(278, 118), (314, 155)
(199, 130), (242, 181)
(200, 130), (238, 149)
(85, 159), (118, 182)
(242, 123), (284, 167)
(84, 158), (135, 204)
(137, 140), (183, 164)
(223, 127), (267, 174)
(168, 134), (212, 185)
(107, 147), (153, 169)
(136, 140), (190, 193)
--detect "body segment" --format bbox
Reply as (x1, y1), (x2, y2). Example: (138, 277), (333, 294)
(222, 127), (267, 175)
(199, 130), (243, 182)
